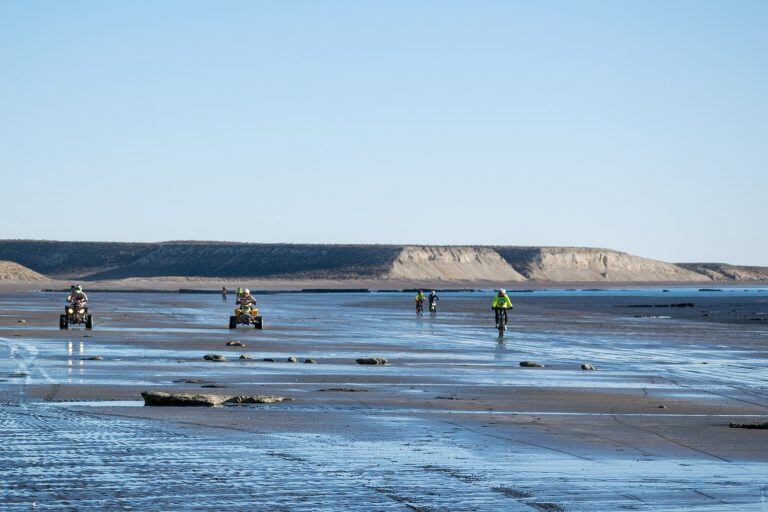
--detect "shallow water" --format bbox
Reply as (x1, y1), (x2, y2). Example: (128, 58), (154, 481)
(2, 290), (768, 510)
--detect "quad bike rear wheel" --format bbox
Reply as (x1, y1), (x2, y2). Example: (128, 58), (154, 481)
(229, 316), (237, 329)
(85, 315), (93, 330)
(253, 316), (263, 329)
(59, 314), (68, 330)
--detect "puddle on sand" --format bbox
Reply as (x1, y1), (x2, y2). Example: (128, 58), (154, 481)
(51, 400), (146, 407)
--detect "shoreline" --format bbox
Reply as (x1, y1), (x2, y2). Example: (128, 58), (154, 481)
(1, 277), (766, 293)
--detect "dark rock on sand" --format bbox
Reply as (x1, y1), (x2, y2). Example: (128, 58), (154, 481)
(17, 319), (26, 324)
(82, 355), (104, 361)
(581, 363), (596, 371)
(201, 384), (228, 388)
(239, 354), (253, 360)
(142, 391), (227, 407)
(658, 404), (668, 409)
(142, 391), (292, 407)
(203, 354), (227, 362)
(356, 357), (388, 365)
(262, 358), (276, 362)
(8, 372), (29, 378)
(729, 422), (768, 429)
(520, 361), (545, 368)
(287, 356), (298, 363)
(226, 340), (245, 347)
(304, 359), (317, 364)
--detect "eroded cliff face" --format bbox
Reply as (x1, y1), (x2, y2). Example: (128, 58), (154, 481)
(0, 261), (48, 281)
(499, 247), (704, 282)
(0, 240), (764, 283)
(677, 263), (768, 282)
(388, 246), (526, 281)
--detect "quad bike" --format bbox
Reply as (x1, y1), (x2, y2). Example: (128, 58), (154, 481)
(60, 302), (93, 330)
(229, 303), (263, 329)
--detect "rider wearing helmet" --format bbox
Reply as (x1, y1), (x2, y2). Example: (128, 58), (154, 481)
(428, 290), (439, 307)
(236, 288), (256, 307)
(67, 285), (88, 306)
(491, 289), (513, 327)
(415, 290), (426, 314)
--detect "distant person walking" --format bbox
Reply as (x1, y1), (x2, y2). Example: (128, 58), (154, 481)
(221, 286), (227, 301)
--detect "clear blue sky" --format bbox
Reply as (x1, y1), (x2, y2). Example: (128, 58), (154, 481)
(1, 1), (766, 265)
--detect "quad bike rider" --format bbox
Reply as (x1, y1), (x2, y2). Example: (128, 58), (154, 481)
(415, 290), (426, 316)
(60, 284), (93, 329)
(492, 289), (513, 332)
(229, 288), (263, 329)
(428, 291), (439, 316)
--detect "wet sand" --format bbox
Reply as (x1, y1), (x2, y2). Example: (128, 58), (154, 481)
(1, 289), (768, 510)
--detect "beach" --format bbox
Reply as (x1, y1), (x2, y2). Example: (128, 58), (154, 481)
(1, 288), (767, 511)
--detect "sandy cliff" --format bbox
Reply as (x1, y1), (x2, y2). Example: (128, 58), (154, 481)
(0, 261), (48, 281)
(0, 240), (765, 284)
(497, 247), (705, 282)
(388, 246), (526, 281)
(677, 263), (768, 282)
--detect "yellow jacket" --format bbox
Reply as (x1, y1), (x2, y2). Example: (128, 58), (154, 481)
(492, 294), (513, 309)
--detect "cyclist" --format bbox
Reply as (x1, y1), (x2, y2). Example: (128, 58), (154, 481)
(415, 290), (426, 316)
(428, 290), (439, 315)
(491, 289), (513, 329)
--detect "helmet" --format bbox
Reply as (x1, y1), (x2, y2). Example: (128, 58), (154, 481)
(430, 291), (436, 295)
(243, 288), (250, 295)
(75, 285), (83, 293)
(499, 288), (506, 295)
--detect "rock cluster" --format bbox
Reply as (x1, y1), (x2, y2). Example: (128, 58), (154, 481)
(203, 354), (227, 362)
(729, 422), (768, 429)
(141, 391), (292, 407)
(356, 357), (388, 365)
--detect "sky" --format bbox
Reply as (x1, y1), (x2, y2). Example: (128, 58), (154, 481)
(1, 1), (766, 265)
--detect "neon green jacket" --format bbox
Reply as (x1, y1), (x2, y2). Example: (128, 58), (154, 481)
(415, 292), (425, 302)
(492, 294), (513, 309)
